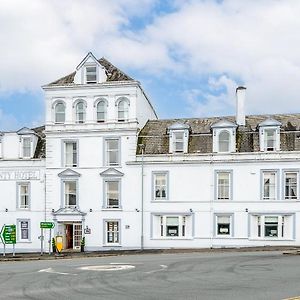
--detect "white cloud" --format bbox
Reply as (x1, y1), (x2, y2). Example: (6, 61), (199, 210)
(0, 109), (19, 130)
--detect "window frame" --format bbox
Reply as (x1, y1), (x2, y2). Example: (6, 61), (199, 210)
(103, 179), (121, 209)
(75, 101), (86, 123)
(95, 98), (108, 123)
(259, 125), (280, 152)
(282, 170), (299, 200)
(103, 219), (121, 246)
(17, 219), (31, 242)
(152, 171), (169, 201)
(215, 170), (233, 201)
(85, 65), (97, 84)
(16, 182), (30, 210)
(54, 101), (66, 124)
(62, 140), (79, 168)
(62, 180), (78, 208)
(104, 137), (121, 167)
(218, 130), (231, 153)
(215, 214), (234, 237)
(116, 97), (130, 122)
(261, 170), (279, 200)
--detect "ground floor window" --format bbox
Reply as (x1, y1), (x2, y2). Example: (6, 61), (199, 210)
(215, 215), (232, 236)
(155, 215), (189, 238)
(105, 221), (120, 245)
(251, 215), (292, 239)
(17, 219), (30, 242)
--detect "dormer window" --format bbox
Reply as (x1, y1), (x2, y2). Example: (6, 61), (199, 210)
(211, 120), (237, 153)
(22, 137), (31, 158)
(259, 119), (281, 152)
(86, 66), (97, 84)
(168, 123), (190, 154)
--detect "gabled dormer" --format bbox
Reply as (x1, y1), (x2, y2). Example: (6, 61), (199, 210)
(258, 118), (281, 152)
(74, 52), (107, 85)
(211, 120), (237, 153)
(167, 123), (190, 154)
(17, 127), (38, 159)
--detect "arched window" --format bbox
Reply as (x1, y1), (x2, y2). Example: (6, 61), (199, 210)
(117, 98), (129, 122)
(55, 102), (65, 123)
(218, 130), (230, 152)
(97, 100), (107, 122)
(76, 101), (86, 123)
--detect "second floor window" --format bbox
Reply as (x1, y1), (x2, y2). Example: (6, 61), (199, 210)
(264, 129), (276, 151)
(284, 172), (298, 199)
(55, 102), (65, 123)
(173, 132), (184, 152)
(105, 139), (120, 166)
(218, 130), (230, 152)
(153, 172), (168, 200)
(217, 172), (231, 200)
(262, 171), (276, 200)
(22, 138), (31, 158)
(97, 100), (107, 122)
(118, 99), (129, 122)
(105, 181), (120, 208)
(64, 181), (77, 207)
(76, 102), (86, 123)
(64, 142), (77, 167)
(86, 66), (97, 83)
(18, 183), (29, 209)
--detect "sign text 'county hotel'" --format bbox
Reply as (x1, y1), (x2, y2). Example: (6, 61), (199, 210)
(0, 170), (40, 181)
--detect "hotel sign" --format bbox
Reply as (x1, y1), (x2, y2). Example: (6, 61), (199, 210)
(0, 169), (40, 181)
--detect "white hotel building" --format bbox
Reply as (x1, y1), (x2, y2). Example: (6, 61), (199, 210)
(1, 52), (300, 252)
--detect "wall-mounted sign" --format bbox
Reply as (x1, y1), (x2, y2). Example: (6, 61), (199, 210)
(84, 228), (91, 234)
(0, 169), (40, 181)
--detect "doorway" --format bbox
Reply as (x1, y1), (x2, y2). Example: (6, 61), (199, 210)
(57, 222), (82, 250)
(65, 224), (73, 249)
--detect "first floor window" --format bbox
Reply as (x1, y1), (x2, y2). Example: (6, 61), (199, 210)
(105, 138), (120, 166)
(64, 141), (77, 167)
(18, 220), (30, 242)
(217, 171), (231, 200)
(154, 172), (168, 200)
(105, 181), (120, 208)
(18, 183), (30, 209)
(285, 172), (298, 199)
(106, 221), (119, 244)
(262, 171), (277, 200)
(158, 215), (188, 238)
(64, 181), (77, 207)
(216, 215), (231, 236)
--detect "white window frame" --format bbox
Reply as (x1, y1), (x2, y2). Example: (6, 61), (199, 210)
(104, 220), (120, 245)
(54, 102), (66, 124)
(152, 171), (169, 201)
(261, 170), (278, 200)
(75, 101), (86, 123)
(17, 182), (30, 209)
(104, 138), (120, 166)
(215, 170), (232, 200)
(283, 171), (299, 200)
(63, 180), (78, 208)
(218, 130), (231, 153)
(21, 136), (32, 158)
(85, 65), (97, 84)
(157, 215), (190, 239)
(259, 126), (280, 152)
(117, 97), (130, 122)
(63, 140), (78, 168)
(17, 219), (31, 242)
(215, 214), (233, 237)
(103, 179), (121, 209)
(96, 98), (108, 123)
(169, 130), (189, 153)
(0, 135), (2, 158)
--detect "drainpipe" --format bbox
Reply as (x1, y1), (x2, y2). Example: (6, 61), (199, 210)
(44, 173), (47, 221)
(138, 144), (145, 251)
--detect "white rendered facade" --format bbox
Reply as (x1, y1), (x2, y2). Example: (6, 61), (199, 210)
(1, 53), (300, 253)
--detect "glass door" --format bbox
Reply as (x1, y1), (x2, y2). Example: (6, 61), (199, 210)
(73, 223), (82, 249)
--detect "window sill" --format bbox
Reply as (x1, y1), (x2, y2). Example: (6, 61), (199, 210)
(151, 237), (193, 240)
(17, 241), (32, 243)
(151, 200), (169, 202)
(215, 235), (232, 238)
(248, 238), (295, 241)
(103, 244), (121, 247)
(102, 208), (123, 211)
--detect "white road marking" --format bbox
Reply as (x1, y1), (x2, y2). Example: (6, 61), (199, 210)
(38, 267), (77, 276)
(78, 265), (135, 271)
(145, 264), (168, 274)
(109, 262), (143, 265)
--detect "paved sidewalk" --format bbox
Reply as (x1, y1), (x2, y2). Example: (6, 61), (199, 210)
(0, 245), (299, 262)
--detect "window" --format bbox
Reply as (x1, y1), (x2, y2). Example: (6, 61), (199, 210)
(262, 171), (277, 200)
(97, 100), (107, 122)
(86, 66), (97, 83)
(284, 172), (298, 200)
(173, 132), (184, 152)
(117, 98), (129, 122)
(105, 221), (120, 244)
(64, 141), (78, 167)
(216, 171), (231, 200)
(105, 138), (120, 166)
(104, 181), (120, 208)
(18, 220), (30, 242)
(264, 129), (276, 151)
(158, 215), (188, 238)
(18, 183), (30, 209)
(168, 123), (190, 153)
(55, 102), (65, 123)
(216, 215), (231, 236)
(264, 216), (278, 237)
(22, 137), (31, 158)
(75, 101), (86, 123)
(64, 181), (77, 207)
(153, 172), (168, 200)
(218, 130), (230, 152)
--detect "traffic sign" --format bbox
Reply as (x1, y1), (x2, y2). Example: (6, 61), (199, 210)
(0, 225), (16, 244)
(40, 222), (55, 229)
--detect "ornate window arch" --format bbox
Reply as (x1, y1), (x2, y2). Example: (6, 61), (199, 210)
(53, 100), (66, 124)
(94, 98), (108, 122)
(116, 97), (130, 122)
(218, 130), (230, 153)
(73, 99), (87, 123)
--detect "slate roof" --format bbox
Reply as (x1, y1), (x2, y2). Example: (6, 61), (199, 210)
(137, 114), (300, 154)
(32, 125), (45, 158)
(48, 57), (133, 86)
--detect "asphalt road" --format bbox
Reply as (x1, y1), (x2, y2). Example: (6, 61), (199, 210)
(0, 251), (299, 300)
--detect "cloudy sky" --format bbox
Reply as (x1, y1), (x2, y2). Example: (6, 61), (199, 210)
(0, 0), (300, 130)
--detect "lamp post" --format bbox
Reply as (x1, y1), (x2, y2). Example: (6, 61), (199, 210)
(138, 144), (145, 251)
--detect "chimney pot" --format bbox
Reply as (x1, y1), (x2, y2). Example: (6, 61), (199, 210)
(236, 86), (246, 126)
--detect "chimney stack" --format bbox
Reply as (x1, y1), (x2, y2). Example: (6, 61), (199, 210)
(236, 86), (246, 126)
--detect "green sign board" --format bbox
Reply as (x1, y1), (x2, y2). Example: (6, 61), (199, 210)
(0, 225), (16, 244)
(40, 222), (55, 229)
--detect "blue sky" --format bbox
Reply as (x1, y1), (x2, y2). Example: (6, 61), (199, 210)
(1, 0), (300, 130)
